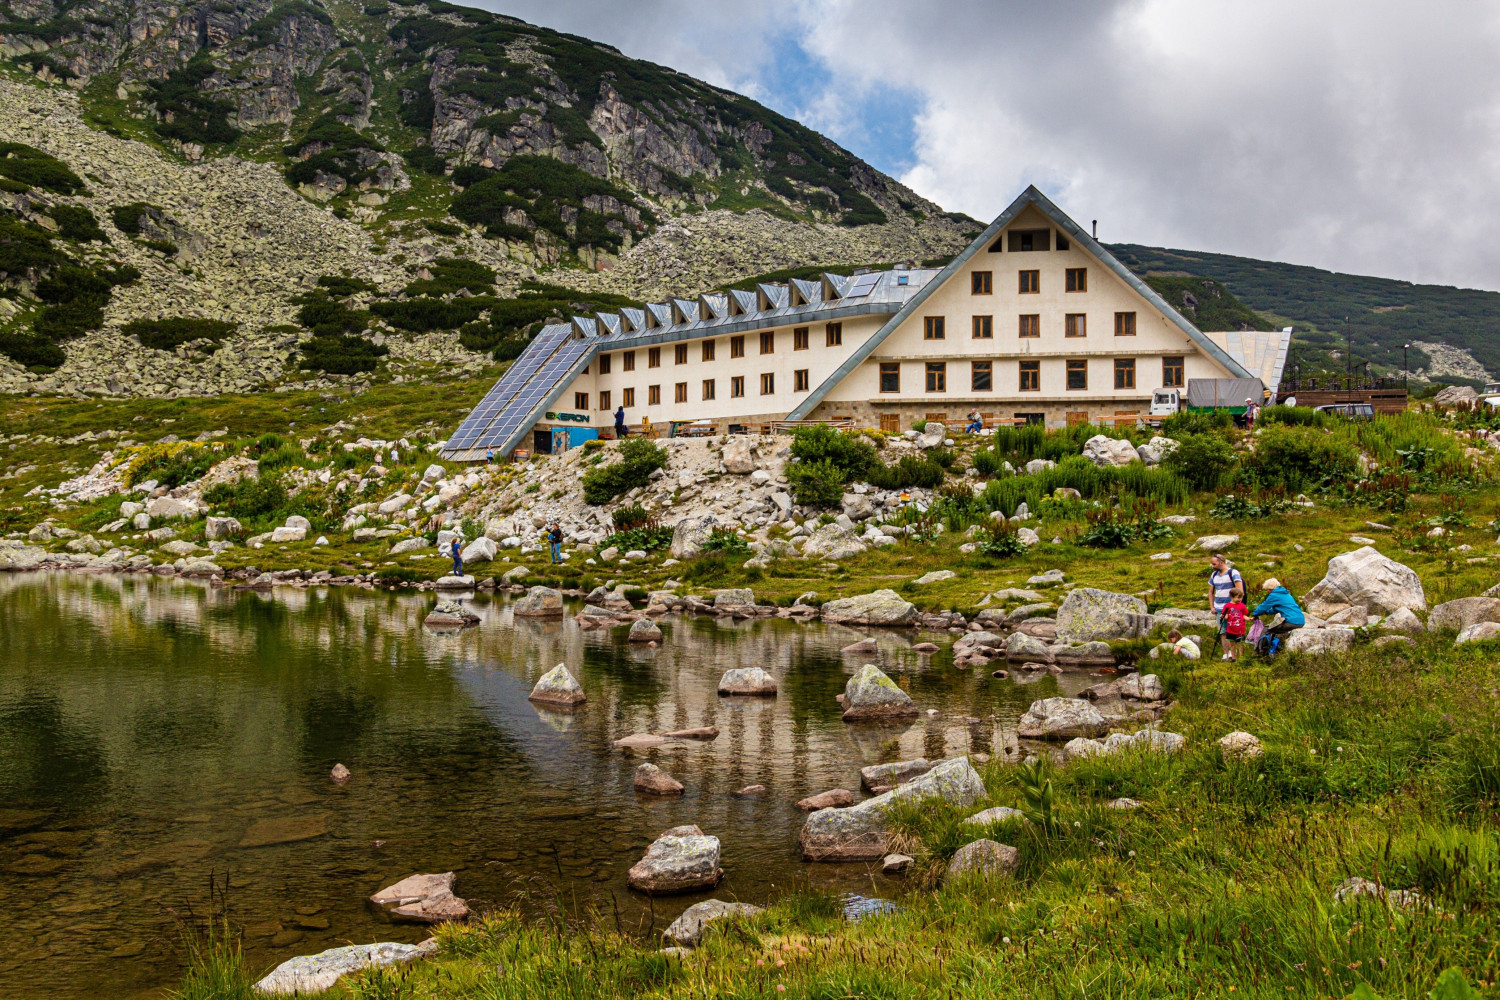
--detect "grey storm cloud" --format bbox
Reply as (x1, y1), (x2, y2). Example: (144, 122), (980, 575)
(467, 0), (1500, 289)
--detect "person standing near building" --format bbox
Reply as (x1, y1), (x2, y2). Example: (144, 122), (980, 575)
(1244, 397), (1259, 425)
(614, 405), (628, 438)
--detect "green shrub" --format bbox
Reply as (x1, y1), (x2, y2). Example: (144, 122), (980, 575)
(141, 239), (177, 255)
(1160, 409), (1231, 436)
(785, 459), (844, 507)
(449, 154), (653, 251)
(581, 438), (667, 505)
(129, 445), (217, 488)
(202, 476), (288, 519)
(1241, 425), (1359, 490)
(1257, 404), (1324, 427)
(402, 258), (494, 297)
(700, 528), (750, 555)
(0, 141), (85, 194)
(602, 525), (673, 552)
(299, 334), (387, 374)
(977, 520), (1027, 558)
(0, 332), (64, 368)
(787, 426), (872, 483)
(109, 202), (161, 234)
(867, 454), (945, 490)
(145, 57), (241, 145)
(1164, 432), (1238, 491)
(49, 205), (106, 242)
(122, 317), (236, 351)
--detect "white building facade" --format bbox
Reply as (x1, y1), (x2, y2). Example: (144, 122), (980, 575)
(444, 187), (1282, 459)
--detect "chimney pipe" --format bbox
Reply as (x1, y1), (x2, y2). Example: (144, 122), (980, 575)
(1092, 220), (1098, 239)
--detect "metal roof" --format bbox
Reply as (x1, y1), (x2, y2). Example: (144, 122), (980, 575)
(1203, 327), (1293, 396)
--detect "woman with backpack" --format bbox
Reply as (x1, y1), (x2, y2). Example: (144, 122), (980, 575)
(1250, 578), (1305, 655)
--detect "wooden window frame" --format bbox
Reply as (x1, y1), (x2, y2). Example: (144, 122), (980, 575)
(598, 390), (611, 412)
(1018, 270), (1040, 294)
(1163, 355), (1185, 388)
(674, 381), (688, 403)
(971, 271), (993, 295)
(793, 326), (809, 350)
(925, 361), (947, 393)
(1066, 359), (1088, 391)
(972, 315), (993, 339)
(674, 343), (688, 365)
(598, 354), (612, 375)
(622, 387), (635, 407)
(730, 335), (745, 358)
(760, 331), (775, 355)
(1115, 358), (1136, 390)
(794, 368), (809, 392)
(702, 379), (716, 400)
(924, 316), (946, 340)
(879, 362), (900, 393)
(701, 339), (716, 361)
(1019, 314), (1040, 338)
(730, 376), (745, 398)
(879, 413), (900, 433)
(971, 361), (992, 392)
(623, 350), (636, 372)
(760, 372), (775, 395)
(1065, 313), (1086, 338)
(648, 346), (661, 368)
(825, 322), (843, 346)
(574, 392), (589, 411)
(1115, 312), (1137, 337)
(1019, 360), (1040, 392)
(1065, 267), (1087, 292)
(647, 384), (661, 405)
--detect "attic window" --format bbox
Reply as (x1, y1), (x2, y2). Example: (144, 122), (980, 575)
(896, 275), (909, 286)
(1056, 233), (1070, 251)
(1008, 228), (1051, 252)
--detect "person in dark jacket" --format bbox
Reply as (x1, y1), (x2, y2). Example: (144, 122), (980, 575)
(614, 406), (628, 438)
(548, 523), (563, 564)
(1251, 577), (1304, 635)
(450, 536), (463, 576)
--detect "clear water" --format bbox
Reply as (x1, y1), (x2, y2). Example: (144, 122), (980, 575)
(0, 572), (1094, 998)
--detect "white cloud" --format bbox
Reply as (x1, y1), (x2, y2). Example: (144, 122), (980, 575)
(461, 0), (1500, 287)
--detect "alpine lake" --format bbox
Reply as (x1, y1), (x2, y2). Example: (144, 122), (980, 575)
(0, 571), (1103, 998)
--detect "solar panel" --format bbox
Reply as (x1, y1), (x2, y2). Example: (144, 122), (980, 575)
(452, 332), (595, 457)
(445, 325), (572, 451)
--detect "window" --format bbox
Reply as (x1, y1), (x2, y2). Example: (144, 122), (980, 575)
(972, 315), (993, 339)
(675, 381), (688, 403)
(622, 387), (635, 407)
(971, 361), (992, 392)
(648, 384), (661, 405)
(623, 351), (636, 372)
(1066, 359), (1088, 390)
(730, 376), (745, 398)
(924, 316), (946, 340)
(1018, 314), (1040, 338)
(598, 390), (610, 411)
(760, 372), (775, 395)
(702, 339), (716, 361)
(702, 379), (716, 400)
(879, 362), (900, 393)
(1018, 270), (1039, 294)
(1019, 360), (1040, 392)
(879, 413), (901, 432)
(825, 322), (843, 346)
(1056, 233), (1070, 251)
(1115, 312), (1137, 337)
(1065, 268), (1087, 292)
(1115, 358), (1136, 390)
(730, 335), (745, 358)
(793, 326), (809, 350)
(574, 392), (589, 410)
(675, 343), (688, 364)
(648, 347), (661, 368)
(1015, 412), (1044, 425)
(926, 362), (947, 392)
(794, 368), (809, 391)
(1008, 228), (1051, 252)
(971, 271), (993, 294)
(1163, 355), (1185, 388)
(1065, 313), (1086, 338)
(760, 331), (775, 354)
(598, 354), (612, 374)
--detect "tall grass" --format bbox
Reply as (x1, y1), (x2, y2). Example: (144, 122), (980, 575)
(981, 455), (1189, 515)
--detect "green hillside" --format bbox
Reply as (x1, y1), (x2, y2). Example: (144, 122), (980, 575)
(1112, 244), (1500, 382)
(1140, 275), (1275, 333)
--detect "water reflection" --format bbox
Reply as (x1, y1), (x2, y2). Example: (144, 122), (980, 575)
(0, 571), (1091, 998)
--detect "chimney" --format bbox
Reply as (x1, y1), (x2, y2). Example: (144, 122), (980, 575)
(1092, 220), (1098, 239)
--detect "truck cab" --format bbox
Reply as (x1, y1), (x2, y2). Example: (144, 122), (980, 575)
(1147, 389), (1181, 425)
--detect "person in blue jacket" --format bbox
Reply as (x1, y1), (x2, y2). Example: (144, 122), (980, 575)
(1251, 577), (1304, 648)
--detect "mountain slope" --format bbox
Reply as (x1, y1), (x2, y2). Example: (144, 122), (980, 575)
(1111, 244), (1500, 382)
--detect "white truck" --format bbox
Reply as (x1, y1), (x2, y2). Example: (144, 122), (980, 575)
(1147, 388), (1181, 425)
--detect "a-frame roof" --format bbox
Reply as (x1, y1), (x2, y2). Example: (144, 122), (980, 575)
(786, 185), (1252, 419)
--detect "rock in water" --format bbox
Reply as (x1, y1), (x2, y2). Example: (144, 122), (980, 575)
(1303, 546), (1426, 618)
(1054, 588), (1150, 642)
(717, 667), (777, 696)
(841, 638), (879, 654)
(842, 664), (917, 720)
(882, 853), (914, 874)
(820, 589), (919, 626)
(859, 759), (934, 792)
(1016, 698), (1108, 739)
(256, 940), (438, 994)
(424, 600), (479, 628)
(238, 813), (330, 848)
(634, 763), (685, 796)
(663, 726), (719, 739)
(529, 664), (586, 707)
(1005, 632), (1054, 662)
(330, 763), (351, 785)
(713, 588), (756, 610)
(628, 618), (664, 642)
(662, 899), (763, 948)
(627, 825), (723, 895)
(513, 586), (564, 618)
(796, 788), (854, 811)
(799, 757), (986, 861)
(947, 839), (1019, 878)
(368, 872), (469, 923)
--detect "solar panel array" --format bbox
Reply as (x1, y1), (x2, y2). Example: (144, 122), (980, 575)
(444, 324), (572, 454)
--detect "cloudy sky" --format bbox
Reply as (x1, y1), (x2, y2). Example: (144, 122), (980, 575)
(476, 0), (1500, 290)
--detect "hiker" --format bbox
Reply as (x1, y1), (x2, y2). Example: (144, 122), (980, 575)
(548, 522), (563, 564)
(1244, 397), (1259, 425)
(486, 448), (494, 464)
(1208, 552), (1244, 652)
(964, 409), (982, 434)
(1251, 577), (1305, 651)
(1221, 592), (1250, 661)
(614, 405), (628, 438)
(450, 535), (463, 577)
(390, 445), (400, 466)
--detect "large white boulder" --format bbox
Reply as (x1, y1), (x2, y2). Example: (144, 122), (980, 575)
(1054, 588), (1150, 642)
(1284, 627), (1356, 656)
(918, 422), (947, 449)
(1082, 435), (1140, 467)
(721, 436), (756, 474)
(820, 589), (918, 626)
(669, 513), (719, 559)
(1427, 597), (1500, 634)
(799, 757), (986, 860)
(1136, 436), (1179, 466)
(146, 496), (197, 520)
(1017, 698), (1108, 740)
(1303, 546), (1426, 617)
(460, 536), (497, 564)
(256, 941), (437, 995)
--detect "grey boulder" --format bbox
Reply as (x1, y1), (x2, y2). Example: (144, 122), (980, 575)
(799, 757), (987, 860)
(841, 664), (917, 720)
(627, 825), (723, 895)
(513, 586), (564, 618)
(717, 667), (777, 696)
(1303, 546), (1426, 617)
(255, 941), (438, 995)
(802, 522), (867, 561)
(820, 589), (919, 626)
(1055, 588), (1149, 642)
(662, 899), (763, 948)
(670, 514), (720, 559)
(368, 872), (469, 923)
(1017, 698), (1108, 740)
(859, 758), (934, 792)
(1427, 597), (1500, 634)
(628, 618), (664, 642)
(947, 839), (1019, 879)
(529, 664), (586, 707)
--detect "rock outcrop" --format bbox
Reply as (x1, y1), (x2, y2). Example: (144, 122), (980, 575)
(799, 757), (986, 860)
(368, 873), (468, 923)
(820, 589), (919, 626)
(1303, 547), (1426, 617)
